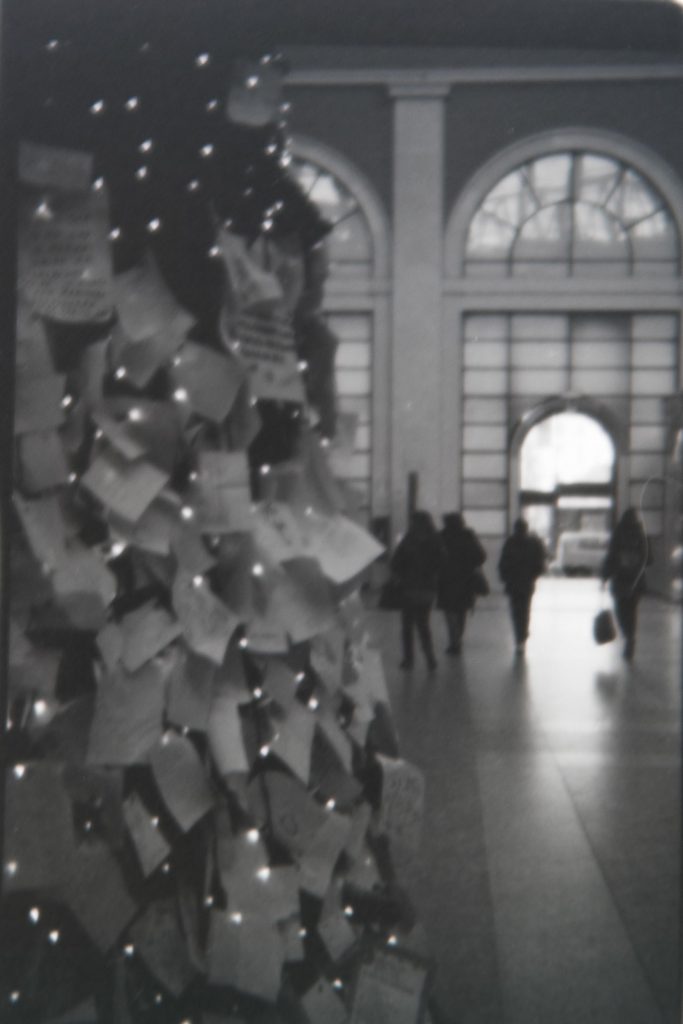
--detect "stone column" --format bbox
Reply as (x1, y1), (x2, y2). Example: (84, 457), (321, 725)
(389, 84), (448, 534)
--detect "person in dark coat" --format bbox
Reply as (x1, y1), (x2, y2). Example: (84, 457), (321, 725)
(437, 512), (487, 654)
(390, 510), (443, 671)
(601, 507), (651, 661)
(498, 517), (546, 653)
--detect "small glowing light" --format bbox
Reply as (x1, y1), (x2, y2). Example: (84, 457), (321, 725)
(29, 907), (41, 923)
(344, 905), (354, 917)
(253, 687), (263, 699)
(200, 144), (214, 158)
(181, 506), (195, 521)
(135, 165), (149, 181)
(231, 340), (242, 352)
(125, 96), (140, 111)
(35, 200), (53, 220)
(260, 464), (271, 476)
(173, 387), (189, 403)
(161, 732), (172, 746)
(154, 994), (163, 1005)
(280, 152), (292, 169)
(68, 472), (78, 484)
(92, 177), (105, 191)
(123, 944), (135, 957)
(9, 992), (20, 1004)
(94, 429), (104, 441)
(128, 408), (144, 423)
(192, 575), (204, 588)
(246, 75), (259, 89)
(251, 563), (264, 577)
(139, 139), (153, 153)
(84, 820), (93, 833)
(387, 934), (398, 946)
(305, 506), (314, 516)
(229, 911), (243, 924)
(182, 727), (190, 736)
(260, 54), (273, 65)
(297, 360), (309, 372)
(325, 798), (336, 811)
(320, 437), (331, 448)
(13, 765), (26, 779)
(33, 700), (48, 717)
(308, 697), (319, 711)
(150, 817), (160, 828)
(110, 541), (126, 558)
(196, 52), (210, 66)
(246, 829), (260, 844)
(265, 143), (277, 156)
(259, 745), (270, 758)
(239, 637), (249, 650)
(187, 179), (201, 192)
(208, 245), (222, 258)
(147, 218), (161, 233)
(295, 673), (306, 683)
(333, 979), (343, 990)
(114, 366), (127, 380)
(161, 862), (170, 874)
(262, 218), (274, 232)
(250, 397), (258, 407)
(90, 100), (106, 115)
(108, 227), (121, 241)
(206, 99), (219, 112)
(204, 896), (214, 908)
(188, 470), (198, 481)
(61, 394), (73, 409)
(46, 39), (60, 51)
(281, 101), (292, 113)
(298, 927), (307, 938)
(48, 930), (60, 944)
(256, 866), (271, 881)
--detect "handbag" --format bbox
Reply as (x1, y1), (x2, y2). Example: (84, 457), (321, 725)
(593, 608), (617, 645)
(378, 578), (403, 611)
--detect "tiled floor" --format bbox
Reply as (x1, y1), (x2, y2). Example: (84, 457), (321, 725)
(367, 578), (681, 1024)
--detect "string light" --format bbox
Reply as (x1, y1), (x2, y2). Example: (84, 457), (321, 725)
(109, 541), (126, 558)
(28, 907), (41, 924)
(84, 820), (93, 833)
(333, 979), (343, 990)
(173, 387), (189, 403)
(246, 75), (259, 89)
(9, 992), (20, 1004)
(45, 39), (60, 51)
(344, 905), (354, 917)
(114, 366), (127, 380)
(128, 408), (144, 422)
(204, 896), (214, 908)
(265, 143), (278, 156)
(308, 697), (319, 710)
(181, 506), (195, 521)
(108, 227), (122, 241)
(229, 912), (243, 924)
(123, 944), (135, 957)
(256, 866), (270, 881)
(195, 52), (211, 66)
(154, 994), (163, 1005)
(280, 153), (292, 169)
(33, 700), (48, 718)
(299, 927), (307, 938)
(61, 394), (73, 409)
(259, 744), (270, 757)
(146, 217), (161, 233)
(139, 139), (153, 153)
(13, 765), (26, 779)
(135, 166), (149, 181)
(208, 245), (221, 258)
(206, 99), (219, 112)
(90, 100), (106, 115)
(199, 144), (214, 158)
(239, 637), (249, 649)
(192, 575), (204, 588)
(187, 179), (201, 192)
(48, 930), (60, 944)
(150, 817), (160, 828)
(325, 798), (336, 811)
(6, 861), (18, 877)
(35, 200), (53, 220)
(161, 863), (170, 874)
(246, 829), (260, 844)
(92, 177), (105, 191)
(251, 563), (264, 577)
(297, 360), (309, 372)
(262, 218), (274, 232)
(125, 96), (140, 111)
(259, 464), (271, 476)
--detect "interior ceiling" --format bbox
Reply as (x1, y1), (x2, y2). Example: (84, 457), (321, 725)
(7, 0), (683, 60)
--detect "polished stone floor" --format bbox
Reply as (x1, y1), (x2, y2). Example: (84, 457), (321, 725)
(367, 578), (682, 1024)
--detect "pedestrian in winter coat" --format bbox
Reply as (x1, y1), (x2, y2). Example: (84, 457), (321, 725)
(390, 510), (443, 671)
(498, 518), (546, 653)
(437, 512), (487, 654)
(601, 507), (651, 661)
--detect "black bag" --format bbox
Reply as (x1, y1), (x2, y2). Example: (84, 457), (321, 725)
(378, 578), (403, 610)
(593, 608), (617, 645)
(471, 569), (490, 597)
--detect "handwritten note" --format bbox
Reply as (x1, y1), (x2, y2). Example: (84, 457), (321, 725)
(298, 811), (353, 898)
(257, 772), (329, 858)
(60, 839), (138, 951)
(113, 256), (193, 343)
(234, 311), (305, 403)
(301, 978), (348, 1024)
(194, 450), (252, 534)
(171, 341), (245, 423)
(19, 187), (114, 324)
(207, 910), (284, 1002)
(51, 547), (118, 630)
(252, 502), (307, 564)
(269, 700), (316, 785)
(267, 559), (336, 644)
(303, 511), (384, 585)
(349, 948), (428, 1024)
(149, 732), (214, 832)
(129, 898), (197, 996)
(18, 430), (70, 493)
(82, 447), (169, 523)
(166, 650), (215, 732)
(208, 689), (249, 775)
(310, 626), (346, 694)
(172, 570), (239, 665)
(376, 755), (425, 856)
(3, 760), (76, 892)
(19, 141), (93, 191)
(123, 791), (171, 876)
(120, 602), (182, 673)
(13, 493), (72, 570)
(86, 657), (172, 766)
(219, 228), (284, 313)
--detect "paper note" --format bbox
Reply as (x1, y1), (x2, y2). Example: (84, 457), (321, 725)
(222, 843), (299, 923)
(269, 700), (316, 785)
(86, 657), (172, 766)
(262, 659), (299, 712)
(304, 511), (384, 585)
(279, 915), (305, 962)
(219, 228), (284, 313)
(376, 755), (425, 855)
(316, 701), (353, 774)
(349, 948), (428, 1024)
(298, 811), (353, 898)
(267, 559), (336, 644)
(301, 978), (348, 1024)
(15, 306), (54, 377)
(233, 311), (305, 403)
(120, 601), (182, 673)
(79, 338), (109, 407)
(60, 839), (137, 951)
(256, 772), (328, 858)
(194, 450), (253, 533)
(227, 379), (262, 450)
(317, 905), (357, 963)
(166, 650), (215, 732)
(208, 688), (249, 775)
(226, 60), (285, 127)
(19, 141), (94, 191)
(244, 611), (289, 655)
(172, 570), (239, 665)
(13, 493), (72, 570)
(123, 791), (171, 876)
(113, 256), (193, 344)
(18, 430), (70, 493)
(252, 502), (307, 564)
(171, 341), (245, 423)
(101, 396), (183, 474)
(149, 731), (214, 832)
(82, 447), (169, 523)
(14, 373), (66, 434)
(310, 626), (346, 694)
(207, 911), (284, 1001)
(171, 518), (217, 574)
(19, 187), (114, 324)
(91, 411), (146, 461)
(3, 761), (76, 892)
(51, 547), (118, 630)
(357, 646), (389, 706)
(344, 803), (372, 865)
(129, 898), (197, 997)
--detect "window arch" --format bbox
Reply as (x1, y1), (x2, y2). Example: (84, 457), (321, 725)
(465, 151), (679, 278)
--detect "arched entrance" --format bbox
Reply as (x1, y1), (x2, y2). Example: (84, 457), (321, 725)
(511, 399), (619, 566)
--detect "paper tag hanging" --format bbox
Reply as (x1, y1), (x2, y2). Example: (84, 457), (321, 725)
(226, 58), (286, 128)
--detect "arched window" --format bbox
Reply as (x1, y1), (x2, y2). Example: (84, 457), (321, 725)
(465, 151), (679, 278)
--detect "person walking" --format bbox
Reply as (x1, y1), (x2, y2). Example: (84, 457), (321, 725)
(601, 507), (651, 661)
(498, 517), (546, 654)
(437, 512), (487, 654)
(390, 511), (443, 671)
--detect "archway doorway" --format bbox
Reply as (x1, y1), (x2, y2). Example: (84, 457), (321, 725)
(518, 410), (616, 566)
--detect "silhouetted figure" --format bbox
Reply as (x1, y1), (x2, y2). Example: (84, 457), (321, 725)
(390, 511), (442, 671)
(601, 507), (651, 661)
(437, 512), (487, 654)
(498, 518), (546, 653)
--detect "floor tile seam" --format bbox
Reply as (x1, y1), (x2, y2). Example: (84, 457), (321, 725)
(543, 733), (672, 1024)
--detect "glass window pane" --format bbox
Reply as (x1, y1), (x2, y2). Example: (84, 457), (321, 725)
(572, 340), (626, 368)
(328, 210), (373, 264)
(573, 203), (629, 260)
(465, 260), (510, 277)
(631, 454), (664, 479)
(463, 397), (508, 424)
(463, 369), (507, 395)
(630, 212), (678, 262)
(514, 204), (572, 261)
(328, 314), (371, 342)
(336, 342), (371, 369)
(609, 169), (659, 224)
(462, 509), (507, 536)
(630, 426), (666, 452)
(631, 369), (676, 395)
(336, 368), (370, 396)
(632, 340), (676, 369)
(632, 314), (678, 341)
(466, 210), (516, 256)
(530, 154), (572, 204)
(463, 453), (507, 479)
(338, 395), (370, 424)
(511, 315), (566, 341)
(463, 481), (507, 508)
(576, 154), (621, 204)
(463, 425), (507, 451)
(511, 341), (566, 369)
(510, 367), (567, 394)
(631, 398), (665, 424)
(481, 169), (532, 226)
(464, 339), (508, 368)
(465, 315), (508, 340)
(570, 368), (629, 394)
(573, 315), (629, 343)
